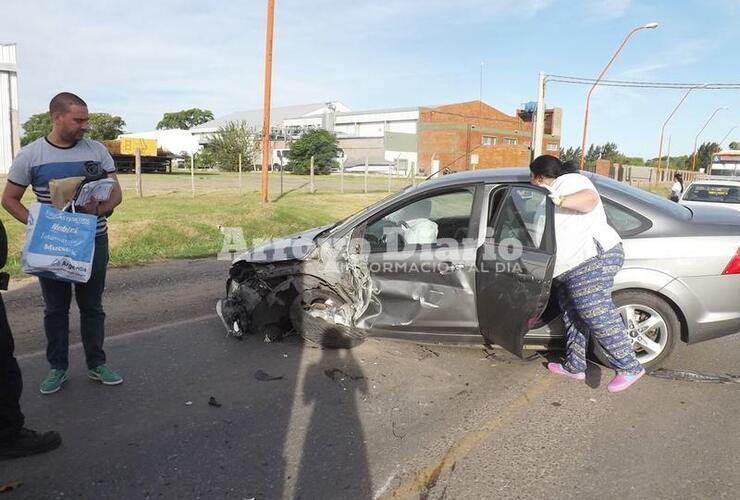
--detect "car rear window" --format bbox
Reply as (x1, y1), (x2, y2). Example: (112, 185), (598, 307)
(603, 200), (650, 236)
(683, 184), (740, 204)
(592, 174), (692, 220)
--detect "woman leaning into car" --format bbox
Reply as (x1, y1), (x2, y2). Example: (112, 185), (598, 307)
(529, 155), (645, 392)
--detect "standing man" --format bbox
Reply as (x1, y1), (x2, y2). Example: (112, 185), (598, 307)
(1, 92), (123, 395)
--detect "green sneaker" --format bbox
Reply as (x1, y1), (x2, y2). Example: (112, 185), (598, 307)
(39, 369), (68, 395)
(88, 364), (123, 386)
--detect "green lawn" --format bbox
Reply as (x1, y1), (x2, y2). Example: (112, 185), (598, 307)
(1, 186), (389, 278)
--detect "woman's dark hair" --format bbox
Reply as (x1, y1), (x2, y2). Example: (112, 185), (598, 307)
(529, 154), (575, 178)
(560, 160), (579, 174)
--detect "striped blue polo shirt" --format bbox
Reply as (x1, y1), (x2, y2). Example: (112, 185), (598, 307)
(7, 137), (116, 236)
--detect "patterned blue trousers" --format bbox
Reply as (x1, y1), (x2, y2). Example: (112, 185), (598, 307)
(556, 243), (642, 375)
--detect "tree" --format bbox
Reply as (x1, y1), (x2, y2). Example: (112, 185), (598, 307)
(21, 111), (125, 144)
(729, 141), (739, 150)
(21, 112), (52, 146)
(585, 144), (602, 162)
(156, 108), (214, 130)
(287, 129), (340, 175)
(600, 142), (619, 161)
(559, 146), (582, 164)
(689, 142), (721, 171)
(87, 113), (126, 141)
(206, 121), (260, 171)
(647, 155), (689, 170)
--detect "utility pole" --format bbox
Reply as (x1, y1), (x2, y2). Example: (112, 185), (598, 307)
(666, 135), (671, 171)
(533, 71), (546, 158)
(260, 0), (276, 203)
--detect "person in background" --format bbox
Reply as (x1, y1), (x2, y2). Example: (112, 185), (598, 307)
(530, 155), (644, 393)
(0, 218), (62, 460)
(670, 173), (684, 202)
(1, 92), (124, 395)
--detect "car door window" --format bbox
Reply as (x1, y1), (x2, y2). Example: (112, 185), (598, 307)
(490, 186), (547, 250)
(365, 190), (474, 252)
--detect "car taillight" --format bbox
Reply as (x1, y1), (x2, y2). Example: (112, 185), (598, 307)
(723, 247), (740, 275)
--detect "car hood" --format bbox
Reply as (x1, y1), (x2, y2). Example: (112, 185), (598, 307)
(233, 225), (329, 263)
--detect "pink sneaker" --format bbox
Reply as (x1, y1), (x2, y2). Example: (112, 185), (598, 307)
(547, 362), (585, 380)
(607, 369), (645, 393)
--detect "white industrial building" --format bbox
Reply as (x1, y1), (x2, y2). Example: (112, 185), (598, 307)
(0, 44), (20, 174)
(190, 102), (351, 144)
(192, 101), (420, 173)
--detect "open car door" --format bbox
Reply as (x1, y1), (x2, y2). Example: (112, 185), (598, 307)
(476, 185), (556, 356)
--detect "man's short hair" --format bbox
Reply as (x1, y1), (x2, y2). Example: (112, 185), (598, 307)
(49, 92), (87, 115)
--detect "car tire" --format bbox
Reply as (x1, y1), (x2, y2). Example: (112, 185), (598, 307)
(591, 290), (679, 371)
(290, 288), (366, 349)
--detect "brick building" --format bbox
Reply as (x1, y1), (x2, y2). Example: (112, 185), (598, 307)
(193, 99), (562, 174)
(418, 100), (561, 173)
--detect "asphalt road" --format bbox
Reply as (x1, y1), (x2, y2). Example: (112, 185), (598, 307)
(2, 258), (739, 499)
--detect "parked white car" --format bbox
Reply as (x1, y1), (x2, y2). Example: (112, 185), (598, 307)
(679, 179), (740, 213)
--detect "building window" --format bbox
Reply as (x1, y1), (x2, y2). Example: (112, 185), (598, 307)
(504, 138), (517, 145)
(546, 143), (558, 151)
(482, 136), (497, 146)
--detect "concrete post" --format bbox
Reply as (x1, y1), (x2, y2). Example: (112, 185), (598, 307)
(533, 71), (546, 158)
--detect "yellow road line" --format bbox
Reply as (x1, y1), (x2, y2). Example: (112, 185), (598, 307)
(381, 373), (556, 499)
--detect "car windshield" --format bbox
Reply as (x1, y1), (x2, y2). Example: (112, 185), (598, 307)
(683, 184), (740, 204)
(315, 185), (415, 238)
(592, 175), (693, 220)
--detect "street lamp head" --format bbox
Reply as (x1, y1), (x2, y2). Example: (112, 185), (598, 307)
(643, 22), (659, 29)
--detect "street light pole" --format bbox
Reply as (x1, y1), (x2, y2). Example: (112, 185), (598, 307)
(579, 22), (658, 170)
(657, 84), (705, 178)
(260, 0), (276, 203)
(691, 106), (727, 171)
(719, 125), (738, 149)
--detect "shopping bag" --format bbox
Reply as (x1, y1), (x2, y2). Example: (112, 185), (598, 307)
(21, 203), (97, 283)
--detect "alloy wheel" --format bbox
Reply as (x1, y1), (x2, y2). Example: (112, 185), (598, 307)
(618, 303), (668, 364)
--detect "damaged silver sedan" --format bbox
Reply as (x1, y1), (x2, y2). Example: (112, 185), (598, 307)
(217, 168), (740, 369)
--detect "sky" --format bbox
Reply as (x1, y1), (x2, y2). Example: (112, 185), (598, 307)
(2, 0), (740, 158)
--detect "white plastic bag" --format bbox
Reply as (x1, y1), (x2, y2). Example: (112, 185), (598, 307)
(21, 203), (97, 283)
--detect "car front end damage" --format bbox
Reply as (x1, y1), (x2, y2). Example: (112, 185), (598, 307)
(216, 231), (375, 347)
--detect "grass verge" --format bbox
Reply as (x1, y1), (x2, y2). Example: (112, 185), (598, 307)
(1, 189), (389, 278)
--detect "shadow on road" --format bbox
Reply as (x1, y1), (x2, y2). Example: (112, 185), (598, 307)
(294, 348), (371, 499)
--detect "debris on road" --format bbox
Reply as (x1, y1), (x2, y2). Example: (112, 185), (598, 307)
(185, 401), (193, 406)
(254, 369), (284, 382)
(0, 481), (22, 493)
(324, 368), (365, 381)
(392, 421), (406, 439)
(650, 368), (740, 384)
(418, 345), (440, 359)
(481, 348), (497, 360)
(208, 396), (222, 408)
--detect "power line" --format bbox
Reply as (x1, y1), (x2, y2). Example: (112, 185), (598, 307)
(546, 74), (740, 90)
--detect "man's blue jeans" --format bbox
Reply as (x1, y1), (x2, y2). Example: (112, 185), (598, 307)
(39, 235), (109, 371)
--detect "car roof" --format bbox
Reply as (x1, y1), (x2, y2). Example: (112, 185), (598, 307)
(418, 167), (531, 189)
